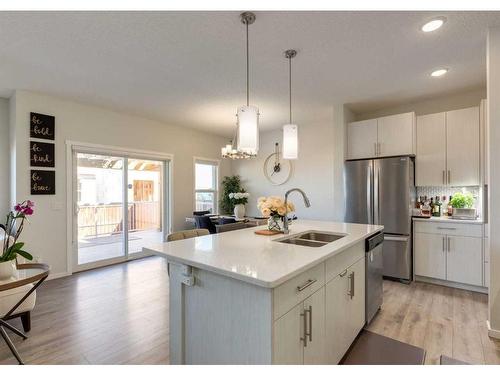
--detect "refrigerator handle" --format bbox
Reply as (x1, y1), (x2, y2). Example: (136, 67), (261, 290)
(367, 162), (373, 224)
(374, 163), (379, 225)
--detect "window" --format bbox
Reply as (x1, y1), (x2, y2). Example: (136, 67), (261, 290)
(194, 159), (219, 214)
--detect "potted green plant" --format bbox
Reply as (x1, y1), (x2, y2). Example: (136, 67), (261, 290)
(220, 175), (244, 214)
(449, 192), (476, 219)
(0, 200), (35, 280)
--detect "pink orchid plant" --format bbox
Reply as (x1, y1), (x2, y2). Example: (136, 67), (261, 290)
(0, 200), (35, 263)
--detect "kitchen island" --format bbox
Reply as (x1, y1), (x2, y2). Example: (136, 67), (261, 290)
(145, 220), (383, 364)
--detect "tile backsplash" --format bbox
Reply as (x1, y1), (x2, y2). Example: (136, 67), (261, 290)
(416, 186), (481, 215)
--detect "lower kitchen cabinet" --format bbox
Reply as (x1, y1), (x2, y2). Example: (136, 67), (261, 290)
(414, 232), (446, 280)
(446, 235), (482, 286)
(414, 221), (483, 288)
(325, 257), (365, 364)
(273, 287), (326, 364)
(273, 303), (304, 364)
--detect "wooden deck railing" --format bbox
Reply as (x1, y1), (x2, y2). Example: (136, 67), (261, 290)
(78, 202), (160, 238)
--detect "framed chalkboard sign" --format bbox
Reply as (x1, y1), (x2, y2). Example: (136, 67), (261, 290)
(30, 170), (55, 195)
(30, 112), (55, 140)
(30, 141), (55, 168)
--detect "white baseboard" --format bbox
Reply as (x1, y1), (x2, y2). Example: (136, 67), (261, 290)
(47, 271), (72, 281)
(415, 275), (488, 294)
(487, 320), (500, 339)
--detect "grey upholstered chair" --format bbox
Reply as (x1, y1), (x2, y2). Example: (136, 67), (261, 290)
(166, 228), (210, 242)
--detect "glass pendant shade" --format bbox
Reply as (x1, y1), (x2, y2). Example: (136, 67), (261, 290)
(237, 105), (259, 155)
(283, 124), (298, 159)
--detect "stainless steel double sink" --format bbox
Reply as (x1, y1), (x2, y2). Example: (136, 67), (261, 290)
(275, 230), (346, 247)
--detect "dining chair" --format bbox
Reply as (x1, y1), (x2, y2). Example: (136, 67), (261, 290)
(194, 215), (217, 234)
(167, 228), (210, 242)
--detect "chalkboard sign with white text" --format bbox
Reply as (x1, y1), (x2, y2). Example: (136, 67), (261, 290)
(30, 141), (55, 168)
(30, 112), (55, 140)
(30, 170), (55, 195)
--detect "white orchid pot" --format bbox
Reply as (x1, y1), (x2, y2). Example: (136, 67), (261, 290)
(234, 204), (246, 220)
(0, 260), (16, 281)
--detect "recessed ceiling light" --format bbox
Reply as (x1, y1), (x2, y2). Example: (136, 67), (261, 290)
(431, 68), (449, 77)
(421, 17), (446, 32)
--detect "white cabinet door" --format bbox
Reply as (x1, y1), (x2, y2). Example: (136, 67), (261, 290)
(347, 258), (365, 341)
(303, 287), (326, 365)
(347, 119), (378, 160)
(446, 235), (483, 286)
(272, 303), (303, 364)
(325, 271), (351, 364)
(377, 112), (415, 157)
(416, 112), (447, 186)
(414, 232), (446, 280)
(446, 107), (480, 186)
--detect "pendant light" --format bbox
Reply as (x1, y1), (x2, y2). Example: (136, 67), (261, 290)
(222, 11), (259, 160)
(283, 49), (298, 159)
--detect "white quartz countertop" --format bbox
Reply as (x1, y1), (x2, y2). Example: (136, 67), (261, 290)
(412, 216), (483, 225)
(144, 220), (383, 288)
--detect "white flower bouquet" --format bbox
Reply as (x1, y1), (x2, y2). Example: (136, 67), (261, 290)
(228, 192), (250, 205)
(257, 196), (295, 218)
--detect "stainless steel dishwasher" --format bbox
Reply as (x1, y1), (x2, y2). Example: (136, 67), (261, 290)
(365, 232), (384, 324)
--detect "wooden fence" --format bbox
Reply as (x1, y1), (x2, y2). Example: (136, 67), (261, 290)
(78, 202), (160, 238)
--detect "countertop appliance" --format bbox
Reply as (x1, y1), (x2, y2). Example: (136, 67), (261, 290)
(365, 231), (384, 324)
(345, 156), (415, 282)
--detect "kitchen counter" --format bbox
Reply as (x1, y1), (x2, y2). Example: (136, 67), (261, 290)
(412, 216), (483, 225)
(144, 220), (383, 288)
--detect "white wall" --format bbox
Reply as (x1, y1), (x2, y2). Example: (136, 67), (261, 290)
(10, 90), (230, 276)
(0, 98), (9, 216)
(232, 105), (348, 222)
(354, 88), (486, 121)
(487, 28), (500, 337)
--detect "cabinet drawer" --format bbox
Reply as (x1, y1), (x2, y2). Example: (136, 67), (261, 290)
(414, 221), (483, 237)
(325, 242), (364, 283)
(273, 262), (325, 321)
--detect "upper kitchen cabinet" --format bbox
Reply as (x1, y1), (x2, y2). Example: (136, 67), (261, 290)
(346, 112), (415, 160)
(377, 112), (416, 157)
(347, 119), (378, 160)
(416, 106), (479, 187)
(446, 107), (480, 186)
(416, 112), (447, 186)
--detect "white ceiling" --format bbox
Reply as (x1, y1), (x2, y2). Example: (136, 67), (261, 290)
(0, 11), (499, 136)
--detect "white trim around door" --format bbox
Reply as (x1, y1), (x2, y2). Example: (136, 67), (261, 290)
(66, 140), (173, 273)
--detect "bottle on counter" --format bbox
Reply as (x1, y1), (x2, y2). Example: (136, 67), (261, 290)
(433, 196), (442, 217)
(430, 197), (434, 215)
(448, 195), (453, 216)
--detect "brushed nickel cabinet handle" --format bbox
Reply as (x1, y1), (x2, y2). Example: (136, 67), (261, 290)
(378, 143), (381, 156)
(308, 305), (313, 342)
(442, 237), (445, 252)
(443, 170), (446, 185)
(374, 143), (377, 156)
(300, 309), (308, 347)
(437, 227), (456, 230)
(448, 237), (451, 252)
(339, 269), (348, 277)
(348, 272), (355, 299)
(297, 279), (317, 292)
(448, 170), (451, 184)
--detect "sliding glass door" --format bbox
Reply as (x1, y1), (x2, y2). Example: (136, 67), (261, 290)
(74, 150), (169, 271)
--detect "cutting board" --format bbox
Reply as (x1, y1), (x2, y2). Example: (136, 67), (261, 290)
(254, 229), (282, 236)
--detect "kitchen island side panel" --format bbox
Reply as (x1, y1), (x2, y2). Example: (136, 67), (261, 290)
(174, 264), (273, 364)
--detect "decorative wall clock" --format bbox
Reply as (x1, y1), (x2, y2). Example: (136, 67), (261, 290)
(263, 143), (292, 186)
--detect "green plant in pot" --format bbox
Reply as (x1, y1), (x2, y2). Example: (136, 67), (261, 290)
(220, 175), (244, 214)
(450, 192), (474, 209)
(0, 200), (35, 281)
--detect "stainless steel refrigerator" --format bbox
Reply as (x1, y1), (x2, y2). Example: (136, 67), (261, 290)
(344, 156), (415, 281)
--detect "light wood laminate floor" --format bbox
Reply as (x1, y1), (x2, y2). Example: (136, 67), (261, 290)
(0, 256), (498, 364)
(366, 279), (500, 364)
